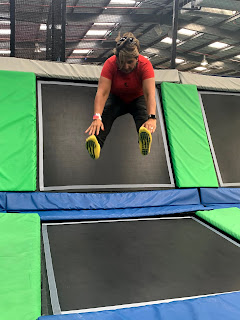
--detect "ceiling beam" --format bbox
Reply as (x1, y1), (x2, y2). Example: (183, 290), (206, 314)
(178, 21), (240, 43)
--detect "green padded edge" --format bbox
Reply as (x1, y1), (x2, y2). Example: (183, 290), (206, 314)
(0, 70), (36, 191)
(196, 207), (240, 241)
(0, 213), (41, 320)
(161, 82), (218, 188)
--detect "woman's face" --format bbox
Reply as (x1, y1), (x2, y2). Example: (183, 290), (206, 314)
(119, 57), (138, 74)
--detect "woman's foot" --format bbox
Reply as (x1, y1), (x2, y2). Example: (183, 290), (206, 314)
(86, 135), (101, 159)
(139, 127), (152, 155)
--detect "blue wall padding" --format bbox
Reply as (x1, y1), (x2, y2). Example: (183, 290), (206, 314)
(0, 192), (6, 211)
(200, 188), (240, 205)
(38, 291), (240, 320)
(19, 204), (205, 221)
(6, 189), (201, 211)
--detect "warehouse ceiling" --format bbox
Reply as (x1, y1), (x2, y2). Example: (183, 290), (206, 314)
(0, 0), (240, 76)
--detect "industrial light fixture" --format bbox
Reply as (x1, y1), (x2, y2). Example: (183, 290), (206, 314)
(0, 29), (11, 35)
(40, 24), (47, 31)
(86, 30), (108, 36)
(0, 20), (10, 25)
(194, 66), (207, 71)
(110, 0), (136, 4)
(161, 37), (180, 44)
(34, 43), (41, 53)
(178, 28), (197, 36)
(0, 49), (10, 54)
(175, 58), (185, 64)
(94, 23), (115, 26)
(209, 42), (228, 49)
(201, 55), (208, 66)
(200, 7), (237, 16)
(73, 49), (90, 54)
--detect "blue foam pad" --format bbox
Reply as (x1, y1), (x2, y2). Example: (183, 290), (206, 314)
(6, 189), (201, 211)
(17, 204), (205, 221)
(200, 188), (240, 205)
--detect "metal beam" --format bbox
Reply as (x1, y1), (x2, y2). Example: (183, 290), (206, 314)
(171, 0), (179, 69)
(178, 21), (240, 43)
(10, 0), (15, 57)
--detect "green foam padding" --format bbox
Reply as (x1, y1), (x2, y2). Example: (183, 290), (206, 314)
(196, 207), (240, 241)
(161, 82), (218, 188)
(0, 213), (41, 320)
(0, 71), (36, 191)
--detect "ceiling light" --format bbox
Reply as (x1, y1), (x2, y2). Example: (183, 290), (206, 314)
(178, 28), (197, 36)
(110, 0), (136, 4)
(208, 42), (228, 49)
(175, 58), (185, 64)
(86, 30), (108, 36)
(73, 49), (90, 54)
(40, 24), (47, 31)
(200, 7), (237, 16)
(161, 37), (180, 44)
(144, 48), (160, 55)
(0, 29), (11, 35)
(0, 49), (10, 54)
(194, 66), (207, 71)
(0, 20), (10, 25)
(235, 55), (240, 59)
(201, 55), (208, 66)
(34, 43), (41, 53)
(94, 23), (115, 26)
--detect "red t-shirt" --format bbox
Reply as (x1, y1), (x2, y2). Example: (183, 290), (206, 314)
(101, 54), (155, 104)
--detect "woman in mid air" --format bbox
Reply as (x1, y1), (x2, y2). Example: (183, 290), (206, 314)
(85, 32), (157, 159)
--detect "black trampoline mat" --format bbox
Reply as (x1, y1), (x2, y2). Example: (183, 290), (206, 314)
(39, 81), (172, 190)
(200, 92), (240, 184)
(43, 217), (240, 313)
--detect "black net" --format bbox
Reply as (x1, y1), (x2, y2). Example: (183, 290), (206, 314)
(0, 0), (239, 76)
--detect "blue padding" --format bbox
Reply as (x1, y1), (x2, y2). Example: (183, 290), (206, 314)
(6, 189), (200, 211)
(200, 188), (240, 205)
(19, 205), (205, 221)
(38, 292), (240, 320)
(0, 192), (6, 211)
(204, 204), (240, 210)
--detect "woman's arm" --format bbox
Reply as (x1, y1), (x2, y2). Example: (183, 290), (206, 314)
(142, 77), (157, 133)
(85, 76), (112, 136)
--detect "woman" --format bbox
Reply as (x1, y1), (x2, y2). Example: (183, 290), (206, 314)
(85, 32), (157, 159)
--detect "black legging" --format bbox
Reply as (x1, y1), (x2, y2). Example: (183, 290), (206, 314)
(96, 94), (148, 148)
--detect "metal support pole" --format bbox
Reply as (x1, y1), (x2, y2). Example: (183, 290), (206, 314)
(61, 0), (66, 62)
(10, 0), (15, 57)
(170, 0), (179, 69)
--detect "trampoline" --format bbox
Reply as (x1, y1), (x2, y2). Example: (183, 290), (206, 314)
(37, 80), (174, 192)
(199, 91), (240, 187)
(42, 216), (240, 315)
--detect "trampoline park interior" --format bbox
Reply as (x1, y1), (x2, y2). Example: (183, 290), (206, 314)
(2, 1), (240, 320)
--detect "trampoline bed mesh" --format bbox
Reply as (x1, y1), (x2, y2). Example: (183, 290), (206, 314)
(42, 217), (240, 314)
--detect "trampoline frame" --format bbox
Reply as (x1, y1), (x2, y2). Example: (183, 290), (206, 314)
(42, 216), (240, 315)
(37, 80), (175, 191)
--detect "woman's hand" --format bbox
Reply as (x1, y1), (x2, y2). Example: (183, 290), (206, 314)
(142, 119), (156, 134)
(85, 119), (104, 136)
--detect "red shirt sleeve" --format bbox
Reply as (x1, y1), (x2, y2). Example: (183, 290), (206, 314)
(140, 58), (155, 81)
(101, 58), (114, 80)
